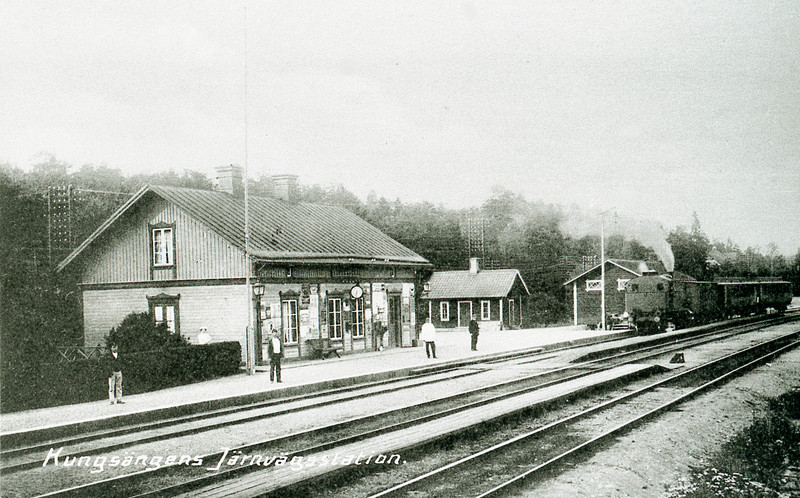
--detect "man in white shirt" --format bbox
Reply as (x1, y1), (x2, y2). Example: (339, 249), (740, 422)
(419, 317), (437, 359)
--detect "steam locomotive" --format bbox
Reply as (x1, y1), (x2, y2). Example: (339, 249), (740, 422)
(624, 271), (793, 333)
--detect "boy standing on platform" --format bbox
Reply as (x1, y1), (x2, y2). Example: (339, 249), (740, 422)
(107, 344), (124, 405)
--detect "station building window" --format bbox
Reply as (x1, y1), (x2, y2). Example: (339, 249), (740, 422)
(586, 280), (602, 292)
(481, 300), (491, 320)
(151, 226), (174, 267)
(352, 298), (365, 338)
(282, 299), (299, 344)
(440, 302), (450, 321)
(617, 278), (630, 291)
(147, 293), (180, 334)
(328, 298), (343, 340)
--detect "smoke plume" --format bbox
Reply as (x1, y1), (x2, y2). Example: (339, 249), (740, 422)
(559, 205), (675, 272)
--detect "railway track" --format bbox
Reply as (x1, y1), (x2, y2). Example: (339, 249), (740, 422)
(0, 315), (757, 475)
(10, 316), (791, 497)
(370, 330), (800, 497)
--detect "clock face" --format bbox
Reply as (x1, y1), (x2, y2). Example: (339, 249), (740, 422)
(350, 285), (363, 299)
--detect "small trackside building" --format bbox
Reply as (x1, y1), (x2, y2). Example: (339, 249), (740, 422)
(57, 169), (432, 362)
(563, 259), (665, 327)
(421, 258), (530, 332)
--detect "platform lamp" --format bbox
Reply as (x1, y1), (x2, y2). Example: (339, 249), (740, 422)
(252, 283), (265, 368)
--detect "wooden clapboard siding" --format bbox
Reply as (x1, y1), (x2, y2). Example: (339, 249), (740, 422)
(83, 287), (151, 347)
(82, 198), (247, 285)
(83, 284), (248, 352)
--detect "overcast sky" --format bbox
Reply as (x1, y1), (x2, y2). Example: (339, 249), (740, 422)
(3, 1), (799, 255)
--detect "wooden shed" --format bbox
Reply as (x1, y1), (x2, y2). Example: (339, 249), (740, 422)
(421, 258), (530, 331)
(563, 259), (665, 327)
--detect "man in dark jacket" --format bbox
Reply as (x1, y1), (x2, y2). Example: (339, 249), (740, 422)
(267, 329), (283, 383)
(107, 344), (124, 404)
(469, 314), (479, 351)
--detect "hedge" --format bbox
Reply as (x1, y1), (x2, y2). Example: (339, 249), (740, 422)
(0, 341), (242, 413)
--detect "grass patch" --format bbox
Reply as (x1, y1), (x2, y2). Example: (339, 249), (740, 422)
(667, 390), (800, 497)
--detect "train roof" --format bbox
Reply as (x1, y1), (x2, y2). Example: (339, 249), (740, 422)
(714, 279), (791, 285)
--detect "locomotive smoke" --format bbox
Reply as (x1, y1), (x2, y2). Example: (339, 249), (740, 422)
(559, 206), (675, 272)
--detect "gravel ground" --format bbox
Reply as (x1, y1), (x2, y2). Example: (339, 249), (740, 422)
(519, 339), (800, 497)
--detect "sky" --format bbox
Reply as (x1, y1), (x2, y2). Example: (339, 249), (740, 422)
(2, 1), (799, 256)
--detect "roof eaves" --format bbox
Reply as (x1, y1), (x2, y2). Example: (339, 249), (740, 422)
(563, 259), (644, 286)
(56, 185), (149, 272)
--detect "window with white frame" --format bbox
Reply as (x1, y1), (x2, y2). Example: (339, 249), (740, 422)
(586, 280), (602, 292)
(481, 300), (491, 320)
(351, 298), (365, 338)
(282, 299), (299, 344)
(151, 227), (174, 267)
(328, 298), (343, 339)
(440, 301), (450, 321)
(617, 278), (630, 291)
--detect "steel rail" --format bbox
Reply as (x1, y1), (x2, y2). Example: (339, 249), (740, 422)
(107, 322), (795, 497)
(2, 346), (555, 456)
(23, 316), (796, 497)
(1, 367), (487, 473)
(369, 329), (800, 498)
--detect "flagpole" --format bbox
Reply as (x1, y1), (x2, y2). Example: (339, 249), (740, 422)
(244, 6), (256, 375)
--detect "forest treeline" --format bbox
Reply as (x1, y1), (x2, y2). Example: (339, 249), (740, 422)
(2, 157), (799, 371)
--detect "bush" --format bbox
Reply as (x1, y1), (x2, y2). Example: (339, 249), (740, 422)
(106, 312), (188, 352)
(0, 342), (242, 413)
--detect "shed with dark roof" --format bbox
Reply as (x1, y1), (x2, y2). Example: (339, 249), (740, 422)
(59, 168), (431, 363)
(421, 258), (530, 331)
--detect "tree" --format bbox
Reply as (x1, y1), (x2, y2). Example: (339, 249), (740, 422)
(668, 212), (712, 280)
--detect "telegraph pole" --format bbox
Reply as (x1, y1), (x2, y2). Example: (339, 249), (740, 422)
(600, 209), (612, 331)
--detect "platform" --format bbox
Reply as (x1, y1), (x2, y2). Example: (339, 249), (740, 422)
(0, 325), (631, 438)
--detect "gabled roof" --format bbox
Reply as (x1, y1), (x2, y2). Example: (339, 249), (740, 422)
(424, 269), (530, 299)
(58, 184), (430, 271)
(563, 259), (666, 285)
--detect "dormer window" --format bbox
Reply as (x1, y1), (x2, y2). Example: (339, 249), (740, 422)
(151, 226), (174, 267)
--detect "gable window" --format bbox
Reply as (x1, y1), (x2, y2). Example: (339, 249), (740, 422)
(151, 227), (174, 267)
(617, 278), (630, 291)
(147, 293), (180, 334)
(352, 298), (365, 338)
(586, 280), (602, 292)
(440, 301), (450, 321)
(481, 300), (491, 320)
(328, 298), (343, 339)
(282, 299), (299, 344)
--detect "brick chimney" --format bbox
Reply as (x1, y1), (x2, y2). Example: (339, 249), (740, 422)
(469, 257), (480, 274)
(214, 165), (244, 196)
(271, 174), (299, 203)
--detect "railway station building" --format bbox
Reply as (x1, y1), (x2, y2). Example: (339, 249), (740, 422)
(421, 258), (530, 331)
(563, 259), (666, 328)
(57, 166), (432, 363)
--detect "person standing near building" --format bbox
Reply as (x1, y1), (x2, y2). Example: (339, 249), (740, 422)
(107, 344), (124, 405)
(268, 329), (283, 383)
(469, 314), (479, 351)
(419, 317), (437, 359)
